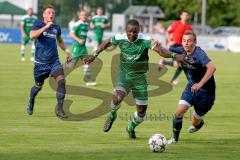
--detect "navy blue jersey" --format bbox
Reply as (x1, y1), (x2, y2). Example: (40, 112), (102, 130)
(32, 20), (61, 63)
(171, 46), (216, 95)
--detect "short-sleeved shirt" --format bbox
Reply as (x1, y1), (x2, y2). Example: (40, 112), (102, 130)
(32, 20), (61, 64)
(71, 20), (89, 46)
(111, 33), (153, 75)
(171, 46), (216, 95)
(91, 15), (109, 35)
(21, 15), (37, 36)
(166, 20), (192, 45)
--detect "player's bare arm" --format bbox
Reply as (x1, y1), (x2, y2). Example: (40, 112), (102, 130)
(84, 39), (112, 64)
(57, 36), (72, 62)
(30, 22), (53, 39)
(191, 61), (216, 92)
(70, 32), (84, 45)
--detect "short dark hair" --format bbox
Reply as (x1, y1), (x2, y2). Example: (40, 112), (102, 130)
(183, 30), (197, 41)
(126, 19), (140, 28)
(42, 4), (55, 12)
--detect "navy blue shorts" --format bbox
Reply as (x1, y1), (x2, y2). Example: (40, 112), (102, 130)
(180, 84), (215, 116)
(34, 60), (63, 85)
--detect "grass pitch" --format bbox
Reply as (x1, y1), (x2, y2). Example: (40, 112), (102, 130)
(0, 44), (239, 160)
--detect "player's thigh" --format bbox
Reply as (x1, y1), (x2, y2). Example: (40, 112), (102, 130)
(50, 60), (65, 81)
(194, 90), (215, 116)
(132, 75), (148, 104)
(22, 36), (30, 45)
(33, 63), (50, 86)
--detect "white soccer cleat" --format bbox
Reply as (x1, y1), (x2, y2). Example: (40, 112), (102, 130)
(188, 125), (199, 133)
(85, 82), (97, 86)
(30, 57), (35, 62)
(21, 57), (26, 62)
(167, 137), (178, 145)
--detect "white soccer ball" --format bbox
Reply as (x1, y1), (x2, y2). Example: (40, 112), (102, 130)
(148, 133), (168, 152)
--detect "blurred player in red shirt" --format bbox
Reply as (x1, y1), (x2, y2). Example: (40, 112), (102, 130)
(159, 11), (192, 84)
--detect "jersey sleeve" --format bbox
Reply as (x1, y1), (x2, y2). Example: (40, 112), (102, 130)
(111, 35), (119, 45)
(198, 50), (211, 66)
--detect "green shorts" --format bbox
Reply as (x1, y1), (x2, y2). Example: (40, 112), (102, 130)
(93, 32), (103, 44)
(71, 44), (88, 58)
(115, 70), (148, 105)
(22, 36), (34, 45)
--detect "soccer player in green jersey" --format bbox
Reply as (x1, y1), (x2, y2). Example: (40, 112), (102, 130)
(64, 10), (96, 86)
(84, 19), (190, 139)
(90, 7), (110, 51)
(20, 8), (37, 61)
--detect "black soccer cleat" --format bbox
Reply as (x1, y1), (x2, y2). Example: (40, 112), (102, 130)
(56, 107), (68, 118)
(103, 116), (115, 132)
(126, 127), (136, 139)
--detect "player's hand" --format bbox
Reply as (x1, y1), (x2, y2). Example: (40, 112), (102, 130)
(152, 39), (161, 46)
(77, 39), (84, 45)
(45, 22), (53, 29)
(66, 53), (72, 63)
(22, 32), (26, 38)
(191, 82), (203, 93)
(83, 55), (96, 64)
(175, 55), (194, 68)
(101, 24), (106, 28)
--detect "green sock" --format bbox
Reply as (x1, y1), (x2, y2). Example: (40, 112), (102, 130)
(109, 110), (117, 120)
(128, 112), (144, 131)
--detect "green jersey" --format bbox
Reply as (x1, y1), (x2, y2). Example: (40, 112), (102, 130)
(71, 20), (89, 58)
(91, 15), (109, 35)
(21, 15), (37, 36)
(111, 33), (153, 75)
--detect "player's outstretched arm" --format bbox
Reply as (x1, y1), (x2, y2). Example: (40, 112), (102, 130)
(30, 22), (53, 39)
(84, 39), (112, 64)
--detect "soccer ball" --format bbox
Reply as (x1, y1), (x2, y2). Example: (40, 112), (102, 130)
(148, 133), (168, 152)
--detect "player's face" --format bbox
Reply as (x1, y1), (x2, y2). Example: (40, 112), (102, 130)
(27, 8), (33, 16)
(126, 25), (139, 42)
(43, 8), (55, 23)
(182, 34), (196, 53)
(180, 12), (190, 22)
(97, 8), (103, 15)
(79, 11), (87, 22)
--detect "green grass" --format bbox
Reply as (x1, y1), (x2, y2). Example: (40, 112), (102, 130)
(0, 44), (240, 160)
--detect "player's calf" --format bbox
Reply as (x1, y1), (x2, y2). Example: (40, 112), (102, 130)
(27, 85), (42, 115)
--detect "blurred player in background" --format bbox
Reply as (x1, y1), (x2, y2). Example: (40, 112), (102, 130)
(168, 30), (216, 144)
(68, 14), (78, 32)
(159, 11), (192, 84)
(64, 10), (96, 86)
(26, 5), (71, 118)
(84, 19), (191, 139)
(20, 8), (37, 61)
(90, 7), (110, 51)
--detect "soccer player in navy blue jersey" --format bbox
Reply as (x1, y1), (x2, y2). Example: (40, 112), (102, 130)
(26, 5), (72, 118)
(168, 30), (216, 144)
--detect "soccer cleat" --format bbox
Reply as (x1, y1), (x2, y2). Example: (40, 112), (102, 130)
(26, 102), (34, 115)
(103, 116), (115, 132)
(56, 107), (68, 118)
(126, 127), (136, 139)
(85, 81), (97, 86)
(188, 120), (204, 133)
(30, 57), (35, 62)
(21, 57), (26, 62)
(167, 137), (178, 144)
(26, 106), (33, 115)
(158, 59), (167, 71)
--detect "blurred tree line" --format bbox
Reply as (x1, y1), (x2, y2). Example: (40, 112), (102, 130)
(37, 0), (240, 28)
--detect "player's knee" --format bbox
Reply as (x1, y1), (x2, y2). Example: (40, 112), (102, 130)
(137, 108), (146, 118)
(112, 95), (122, 106)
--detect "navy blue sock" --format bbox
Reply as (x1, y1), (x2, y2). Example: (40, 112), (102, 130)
(29, 86), (41, 107)
(171, 67), (182, 81)
(56, 79), (66, 107)
(172, 114), (183, 141)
